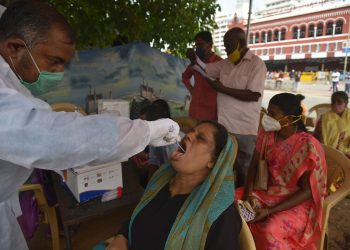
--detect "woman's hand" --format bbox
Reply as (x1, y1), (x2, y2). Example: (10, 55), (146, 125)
(247, 196), (260, 210)
(106, 235), (129, 250)
(250, 208), (269, 223)
(242, 194), (260, 211)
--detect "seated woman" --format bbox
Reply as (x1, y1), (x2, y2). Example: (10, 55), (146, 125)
(236, 93), (327, 249)
(107, 121), (241, 250)
(315, 91), (350, 158)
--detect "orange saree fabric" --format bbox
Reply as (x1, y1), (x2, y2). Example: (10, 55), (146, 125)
(236, 130), (327, 250)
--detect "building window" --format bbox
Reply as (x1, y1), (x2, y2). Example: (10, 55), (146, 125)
(273, 29), (279, 41)
(339, 42), (343, 50)
(335, 20), (343, 34)
(280, 28), (286, 40)
(312, 44), (317, 52)
(261, 31), (266, 43)
(292, 27), (298, 39)
(267, 31), (272, 42)
(300, 26), (306, 38)
(249, 33), (254, 44)
(326, 22), (333, 35)
(316, 23), (323, 37)
(303, 45), (308, 53)
(255, 32), (260, 44)
(308, 24), (315, 37)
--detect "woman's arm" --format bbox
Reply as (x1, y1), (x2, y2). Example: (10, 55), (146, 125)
(106, 235), (129, 250)
(243, 150), (259, 199)
(204, 204), (242, 250)
(252, 171), (312, 222)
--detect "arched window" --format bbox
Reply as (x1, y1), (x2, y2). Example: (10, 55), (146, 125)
(300, 25), (306, 38)
(326, 21), (333, 35)
(273, 29), (279, 41)
(261, 31), (266, 43)
(267, 31), (272, 42)
(316, 23), (323, 36)
(308, 24), (315, 37)
(249, 33), (254, 44)
(280, 28), (286, 40)
(255, 32), (260, 44)
(335, 20), (343, 34)
(292, 27), (298, 39)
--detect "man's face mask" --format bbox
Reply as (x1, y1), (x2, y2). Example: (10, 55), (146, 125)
(227, 43), (241, 63)
(10, 42), (64, 96)
(261, 114), (301, 132)
(195, 47), (206, 60)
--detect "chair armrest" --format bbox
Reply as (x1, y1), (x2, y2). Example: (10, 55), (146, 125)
(19, 184), (43, 193)
(19, 184), (47, 207)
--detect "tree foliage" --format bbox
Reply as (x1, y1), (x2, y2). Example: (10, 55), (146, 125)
(46, 0), (220, 56)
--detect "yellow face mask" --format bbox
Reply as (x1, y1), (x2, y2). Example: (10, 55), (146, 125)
(228, 43), (240, 63)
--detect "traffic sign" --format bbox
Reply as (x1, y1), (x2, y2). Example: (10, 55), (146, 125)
(343, 47), (350, 53)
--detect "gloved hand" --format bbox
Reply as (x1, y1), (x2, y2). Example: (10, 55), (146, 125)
(147, 118), (181, 147)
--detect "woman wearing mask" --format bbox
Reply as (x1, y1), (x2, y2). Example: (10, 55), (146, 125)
(236, 93), (327, 249)
(315, 91), (350, 158)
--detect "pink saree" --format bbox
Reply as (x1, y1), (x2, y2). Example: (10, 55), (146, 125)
(236, 129), (327, 250)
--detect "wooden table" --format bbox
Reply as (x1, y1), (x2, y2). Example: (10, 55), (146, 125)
(51, 164), (143, 250)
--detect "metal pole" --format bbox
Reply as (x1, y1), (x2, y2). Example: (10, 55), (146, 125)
(246, 0), (253, 41)
(343, 16), (350, 83)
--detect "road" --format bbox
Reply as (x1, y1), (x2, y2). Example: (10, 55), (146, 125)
(261, 82), (336, 109)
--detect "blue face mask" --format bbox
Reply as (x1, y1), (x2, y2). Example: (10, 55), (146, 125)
(10, 42), (64, 96)
(195, 47), (206, 60)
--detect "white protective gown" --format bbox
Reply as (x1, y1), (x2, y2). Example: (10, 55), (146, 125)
(0, 56), (152, 249)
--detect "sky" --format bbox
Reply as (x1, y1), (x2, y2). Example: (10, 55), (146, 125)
(216, 0), (266, 15)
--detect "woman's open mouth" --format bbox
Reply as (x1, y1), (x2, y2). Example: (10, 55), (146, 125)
(171, 141), (187, 160)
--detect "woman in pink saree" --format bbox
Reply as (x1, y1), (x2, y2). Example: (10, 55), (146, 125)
(236, 93), (327, 249)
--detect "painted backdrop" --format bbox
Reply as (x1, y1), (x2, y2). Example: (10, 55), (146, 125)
(38, 42), (191, 116)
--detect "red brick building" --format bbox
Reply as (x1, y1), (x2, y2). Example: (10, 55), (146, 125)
(229, 1), (350, 72)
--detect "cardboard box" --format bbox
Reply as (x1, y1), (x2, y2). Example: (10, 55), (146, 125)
(97, 99), (130, 118)
(66, 161), (123, 202)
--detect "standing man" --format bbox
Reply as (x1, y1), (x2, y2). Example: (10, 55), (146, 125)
(294, 70), (302, 92)
(0, 1), (180, 249)
(332, 69), (340, 93)
(182, 31), (222, 121)
(289, 69), (296, 91)
(345, 71), (350, 95)
(187, 27), (266, 187)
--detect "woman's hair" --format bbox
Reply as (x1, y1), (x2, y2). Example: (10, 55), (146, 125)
(295, 94), (305, 102)
(331, 91), (349, 105)
(269, 93), (307, 131)
(198, 120), (228, 161)
(145, 99), (171, 121)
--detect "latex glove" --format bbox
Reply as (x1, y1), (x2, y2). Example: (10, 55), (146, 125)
(147, 118), (181, 147)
